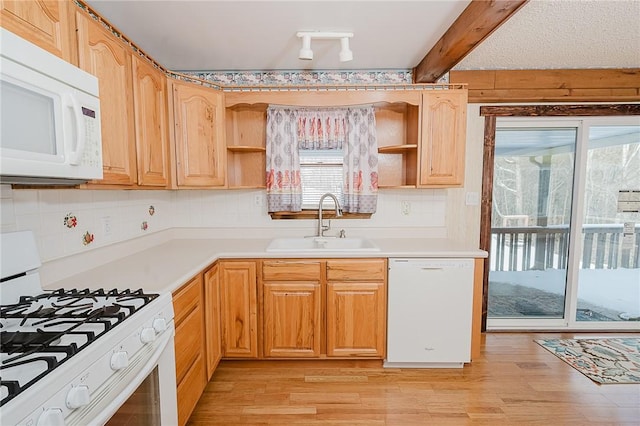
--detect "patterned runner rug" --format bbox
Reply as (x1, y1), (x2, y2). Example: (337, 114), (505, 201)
(536, 337), (640, 384)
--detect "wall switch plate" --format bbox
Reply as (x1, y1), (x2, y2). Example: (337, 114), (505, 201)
(401, 201), (411, 216)
(101, 216), (112, 237)
(465, 192), (480, 206)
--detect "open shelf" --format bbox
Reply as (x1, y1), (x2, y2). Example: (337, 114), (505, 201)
(227, 146), (266, 153)
(226, 104), (267, 187)
(375, 103), (419, 187)
(378, 144), (417, 154)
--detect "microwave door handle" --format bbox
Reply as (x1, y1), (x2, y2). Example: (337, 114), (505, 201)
(64, 93), (86, 165)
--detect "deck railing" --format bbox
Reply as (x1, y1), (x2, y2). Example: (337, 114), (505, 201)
(490, 224), (640, 271)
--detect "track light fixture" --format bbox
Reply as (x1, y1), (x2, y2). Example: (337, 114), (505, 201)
(296, 31), (354, 62)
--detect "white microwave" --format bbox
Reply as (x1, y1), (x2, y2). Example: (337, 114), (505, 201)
(0, 28), (103, 185)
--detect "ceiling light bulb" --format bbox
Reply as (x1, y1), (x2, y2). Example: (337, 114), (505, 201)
(339, 37), (353, 62)
(299, 34), (313, 60)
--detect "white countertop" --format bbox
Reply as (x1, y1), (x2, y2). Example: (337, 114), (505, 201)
(44, 236), (487, 295)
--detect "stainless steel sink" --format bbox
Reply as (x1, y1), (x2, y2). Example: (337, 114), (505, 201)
(266, 237), (380, 252)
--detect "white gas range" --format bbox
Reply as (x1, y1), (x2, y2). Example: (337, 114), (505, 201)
(0, 231), (178, 425)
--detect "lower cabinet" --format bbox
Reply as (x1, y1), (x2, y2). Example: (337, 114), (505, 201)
(326, 260), (387, 358)
(326, 281), (386, 357)
(219, 261), (258, 358)
(259, 258), (387, 359)
(262, 260), (322, 358)
(172, 275), (206, 426)
(203, 264), (222, 379)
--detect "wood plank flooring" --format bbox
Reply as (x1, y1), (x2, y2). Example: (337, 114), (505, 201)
(188, 333), (640, 425)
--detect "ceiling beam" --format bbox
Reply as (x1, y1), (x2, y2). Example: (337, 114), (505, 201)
(413, 0), (528, 83)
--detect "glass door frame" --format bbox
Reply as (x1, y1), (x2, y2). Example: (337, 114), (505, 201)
(487, 115), (640, 331)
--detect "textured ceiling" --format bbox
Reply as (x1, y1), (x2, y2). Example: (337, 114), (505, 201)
(455, 0), (640, 70)
(84, 0), (470, 71)
(85, 0), (640, 73)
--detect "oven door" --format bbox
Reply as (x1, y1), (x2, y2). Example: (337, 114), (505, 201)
(104, 338), (177, 426)
(67, 325), (177, 426)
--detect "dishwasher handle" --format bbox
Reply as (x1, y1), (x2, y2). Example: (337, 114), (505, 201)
(389, 258), (474, 270)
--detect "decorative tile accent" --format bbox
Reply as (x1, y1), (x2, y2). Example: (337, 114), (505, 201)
(141, 221), (149, 231)
(63, 213), (77, 229)
(148, 205), (155, 216)
(82, 231), (94, 246)
(182, 70), (413, 86)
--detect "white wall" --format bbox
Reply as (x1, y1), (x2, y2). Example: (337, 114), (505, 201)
(0, 186), (450, 262)
(446, 104), (484, 248)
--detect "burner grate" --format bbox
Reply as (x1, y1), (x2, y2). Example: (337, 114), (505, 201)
(0, 288), (159, 406)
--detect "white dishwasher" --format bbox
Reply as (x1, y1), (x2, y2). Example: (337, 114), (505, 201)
(385, 258), (474, 368)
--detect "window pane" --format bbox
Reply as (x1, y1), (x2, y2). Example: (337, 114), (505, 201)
(299, 149), (343, 209)
(488, 127), (577, 319)
(577, 125), (640, 322)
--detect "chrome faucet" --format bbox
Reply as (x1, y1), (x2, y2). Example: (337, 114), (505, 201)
(317, 193), (343, 237)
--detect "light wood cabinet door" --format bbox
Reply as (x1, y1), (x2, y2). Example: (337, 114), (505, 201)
(76, 11), (136, 185)
(132, 56), (170, 187)
(326, 281), (386, 358)
(204, 264), (222, 380)
(172, 82), (226, 187)
(419, 90), (467, 186)
(172, 275), (207, 426)
(263, 281), (322, 358)
(220, 261), (258, 358)
(176, 352), (205, 426)
(0, 0), (77, 64)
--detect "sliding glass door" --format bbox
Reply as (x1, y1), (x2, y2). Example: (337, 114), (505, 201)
(574, 125), (640, 323)
(488, 118), (640, 330)
(488, 124), (577, 327)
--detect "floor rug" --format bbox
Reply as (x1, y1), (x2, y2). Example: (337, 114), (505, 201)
(535, 337), (640, 384)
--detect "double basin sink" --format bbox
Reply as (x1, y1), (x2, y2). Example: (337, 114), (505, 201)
(266, 237), (380, 253)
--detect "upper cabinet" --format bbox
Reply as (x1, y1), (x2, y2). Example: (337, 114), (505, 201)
(419, 90), (467, 187)
(132, 56), (170, 187)
(76, 10), (137, 186)
(224, 88), (466, 189)
(170, 81), (226, 187)
(76, 8), (172, 188)
(0, 0), (77, 64)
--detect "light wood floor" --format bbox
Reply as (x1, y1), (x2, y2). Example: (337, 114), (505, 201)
(188, 332), (640, 425)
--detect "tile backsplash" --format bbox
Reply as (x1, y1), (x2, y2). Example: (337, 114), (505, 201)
(0, 185), (447, 262)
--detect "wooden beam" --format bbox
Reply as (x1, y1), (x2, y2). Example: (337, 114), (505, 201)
(413, 0), (528, 83)
(450, 69), (640, 102)
(480, 104), (640, 117)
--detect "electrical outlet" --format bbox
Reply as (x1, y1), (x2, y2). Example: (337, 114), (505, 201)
(101, 216), (112, 237)
(401, 201), (411, 216)
(254, 194), (263, 207)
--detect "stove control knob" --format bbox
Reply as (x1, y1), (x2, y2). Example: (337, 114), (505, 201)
(37, 408), (65, 426)
(152, 317), (167, 333)
(66, 385), (91, 409)
(140, 327), (156, 344)
(110, 351), (129, 370)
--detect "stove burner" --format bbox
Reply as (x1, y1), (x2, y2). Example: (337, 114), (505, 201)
(0, 288), (159, 406)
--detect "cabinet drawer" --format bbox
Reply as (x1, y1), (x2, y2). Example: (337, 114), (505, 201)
(172, 275), (201, 325)
(174, 301), (203, 384)
(326, 259), (386, 281)
(262, 260), (321, 281)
